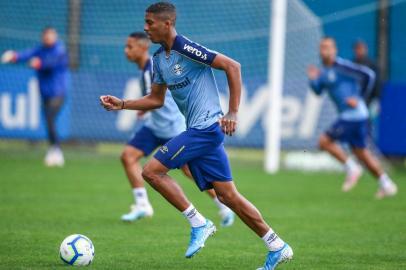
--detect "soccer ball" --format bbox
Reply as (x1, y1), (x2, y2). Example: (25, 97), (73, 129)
(59, 234), (95, 266)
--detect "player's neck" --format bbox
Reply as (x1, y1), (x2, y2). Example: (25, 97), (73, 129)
(137, 54), (150, 70)
(161, 29), (178, 53)
(323, 57), (335, 67)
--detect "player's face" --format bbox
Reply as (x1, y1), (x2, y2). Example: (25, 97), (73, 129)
(42, 29), (57, 47)
(144, 12), (169, 43)
(354, 43), (367, 59)
(124, 37), (145, 62)
(319, 39), (337, 64)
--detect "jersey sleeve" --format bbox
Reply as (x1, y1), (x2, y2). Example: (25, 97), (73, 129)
(309, 78), (324, 95)
(151, 56), (166, 85)
(15, 47), (40, 62)
(336, 58), (376, 99)
(171, 35), (218, 66)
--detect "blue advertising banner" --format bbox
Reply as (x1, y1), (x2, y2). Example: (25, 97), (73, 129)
(0, 66), (70, 140)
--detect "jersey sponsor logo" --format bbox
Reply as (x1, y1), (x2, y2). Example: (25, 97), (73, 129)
(183, 44), (208, 61)
(159, 145), (169, 154)
(172, 64), (183, 75)
(167, 77), (191, 91)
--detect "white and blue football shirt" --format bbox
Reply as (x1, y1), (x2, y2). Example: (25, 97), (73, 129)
(309, 57), (375, 121)
(152, 35), (223, 129)
(141, 57), (185, 139)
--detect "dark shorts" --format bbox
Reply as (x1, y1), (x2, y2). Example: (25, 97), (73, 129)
(127, 126), (171, 156)
(325, 119), (368, 148)
(154, 123), (232, 191)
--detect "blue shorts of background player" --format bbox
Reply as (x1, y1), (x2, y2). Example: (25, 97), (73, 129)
(154, 123), (233, 191)
(325, 119), (368, 149)
(128, 126), (172, 156)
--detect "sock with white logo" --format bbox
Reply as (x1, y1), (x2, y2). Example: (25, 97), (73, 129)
(182, 204), (206, 227)
(133, 187), (150, 207)
(213, 197), (230, 212)
(378, 173), (393, 189)
(344, 158), (358, 173)
(262, 229), (285, 251)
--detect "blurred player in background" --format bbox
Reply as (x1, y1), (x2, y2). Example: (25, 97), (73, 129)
(1, 27), (68, 167)
(307, 37), (397, 198)
(101, 2), (293, 269)
(121, 32), (234, 227)
(352, 40), (380, 106)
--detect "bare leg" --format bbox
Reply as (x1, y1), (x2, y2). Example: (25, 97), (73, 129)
(120, 146), (145, 188)
(351, 148), (384, 178)
(212, 181), (269, 237)
(319, 134), (348, 163)
(142, 158), (191, 211)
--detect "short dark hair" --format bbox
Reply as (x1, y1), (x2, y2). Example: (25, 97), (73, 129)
(322, 36), (335, 42)
(129, 32), (149, 40)
(42, 26), (56, 33)
(146, 2), (176, 24)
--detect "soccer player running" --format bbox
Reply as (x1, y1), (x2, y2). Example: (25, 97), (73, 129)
(120, 32), (234, 227)
(100, 2), (293, 269)
(1, 27), (68, 167)
(307, 37), (397, 198)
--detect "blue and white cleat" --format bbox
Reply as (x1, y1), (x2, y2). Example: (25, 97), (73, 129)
(185, 219), (216, 258)
(121, 204), (153, 222)
(219, 209), (235, 227)
(257, 243), (293, 270)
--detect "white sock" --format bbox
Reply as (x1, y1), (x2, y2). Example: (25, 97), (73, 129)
(182, 204), (206, 227)
(378, 173), (392, 188)
(344, 158), (358, 173)
(133, 187), (150, 206)
(213, 197), (230, 212)
(262, 229), (285, 251)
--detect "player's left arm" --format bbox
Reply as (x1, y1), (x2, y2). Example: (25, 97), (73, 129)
(340, 60), (376, 102)
(211, 54), (241, 136)
(100, 83), (167, 111)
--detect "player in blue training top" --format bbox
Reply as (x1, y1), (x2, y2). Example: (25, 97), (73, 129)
(100, 2), (293, 269)
(1, 27), (69, 167)
(307, 37), (397, 198)
(120, 32), (234, 227)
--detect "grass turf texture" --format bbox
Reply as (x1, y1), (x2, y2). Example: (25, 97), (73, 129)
(0, 144), (405, 270)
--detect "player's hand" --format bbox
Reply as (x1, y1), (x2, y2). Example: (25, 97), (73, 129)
(29, 57), (41, 70)
(99, 95), (123, 111)
(307, 65), (320, 80)
(346, 97), (358, 108)
(1, 50), (17, 64)
(219, 111), (237, 136)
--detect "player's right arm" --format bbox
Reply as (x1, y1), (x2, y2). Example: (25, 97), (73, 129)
(100, 83), (167, 111)
(307, 65), (323, 95)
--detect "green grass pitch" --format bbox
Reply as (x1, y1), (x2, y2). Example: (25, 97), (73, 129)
(0, 144), (405, 269)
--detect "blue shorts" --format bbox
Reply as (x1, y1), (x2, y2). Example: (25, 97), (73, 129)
(325, 119), (368, 148)
(154, 123), (232, 191)
(127, 126), (171, 156)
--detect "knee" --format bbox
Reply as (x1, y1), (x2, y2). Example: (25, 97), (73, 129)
(216, 189), (239, 206)
(120, 149), (138, 165)
(141, 165), (158, 185)
(318, 135), (328, 150)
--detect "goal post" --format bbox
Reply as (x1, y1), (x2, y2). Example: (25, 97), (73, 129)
(265, 0), (288, 174)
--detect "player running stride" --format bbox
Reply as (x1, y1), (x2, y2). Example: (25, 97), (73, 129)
(120, 32), (234, 227)
(101, 2), (293, 269)
(307, 37), (397, 199)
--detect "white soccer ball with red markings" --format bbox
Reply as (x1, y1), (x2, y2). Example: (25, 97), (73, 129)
(59, 234), (95, 266)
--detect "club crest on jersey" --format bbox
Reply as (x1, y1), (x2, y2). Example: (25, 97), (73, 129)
(327, 70), (336, 82)
(173, 64), (183, 75)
